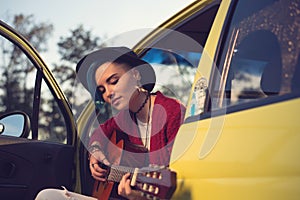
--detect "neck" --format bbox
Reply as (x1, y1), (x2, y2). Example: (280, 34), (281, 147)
(132, 92), (150, 122)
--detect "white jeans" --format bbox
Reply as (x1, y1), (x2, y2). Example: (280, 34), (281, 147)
(35, 187), (97, 200)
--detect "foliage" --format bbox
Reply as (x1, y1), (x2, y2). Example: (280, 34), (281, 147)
(0, 14), (108, 142)
(13, 14), (53, 52)
(57, 24), (102, 64)
(0, 14), (53, 116)
(53, 24), (106, 118)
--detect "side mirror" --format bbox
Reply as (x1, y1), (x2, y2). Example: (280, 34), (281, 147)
(0, 111), (31, 138)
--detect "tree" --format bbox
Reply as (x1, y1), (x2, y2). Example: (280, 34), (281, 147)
(0, 14), (53, 115)
(57, 24), (102, 64)
(53, 24), (106, 118)
(0, 14), (109, 143)
(13, 14), (53, 52)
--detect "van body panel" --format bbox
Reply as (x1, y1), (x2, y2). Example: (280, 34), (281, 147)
(170, 2), (300, 196)
(172, 97), (300, 199)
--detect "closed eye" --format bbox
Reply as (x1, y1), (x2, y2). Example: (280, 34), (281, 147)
(96, 74), (120, 95)
(108, 75), (119, 85)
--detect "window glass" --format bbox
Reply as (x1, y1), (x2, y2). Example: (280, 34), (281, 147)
(0, 36), (34, 115)
(38, 79), (68, 143)
(142, 48), (200, 106)
(214, 0), (300, 109)
(136, 5), (220, 108)
(0, 35), (67, 143)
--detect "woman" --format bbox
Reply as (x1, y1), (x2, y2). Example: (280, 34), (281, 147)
(36, 46), (185, 200)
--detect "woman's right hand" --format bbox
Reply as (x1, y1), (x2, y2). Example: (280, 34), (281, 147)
(89, 150), (110, 182)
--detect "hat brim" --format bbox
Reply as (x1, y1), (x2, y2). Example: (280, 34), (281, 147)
(76, 47), (156, 100)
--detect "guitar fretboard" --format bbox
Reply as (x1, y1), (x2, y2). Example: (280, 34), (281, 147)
(107, 165), (136, 182)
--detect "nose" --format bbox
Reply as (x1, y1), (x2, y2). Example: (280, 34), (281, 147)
(105, 85), (115, 100)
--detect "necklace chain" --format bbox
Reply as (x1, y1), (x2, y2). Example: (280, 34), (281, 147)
(133, 92), (149, 115)
(133, 92), (152, 149)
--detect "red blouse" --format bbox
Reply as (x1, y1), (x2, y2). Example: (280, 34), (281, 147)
(89, 91), (186, 166)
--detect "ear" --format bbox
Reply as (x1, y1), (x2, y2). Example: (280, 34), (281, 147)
(132, 69), (141, 81)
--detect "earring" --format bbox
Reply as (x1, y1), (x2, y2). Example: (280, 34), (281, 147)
(136, 81), (146, 93)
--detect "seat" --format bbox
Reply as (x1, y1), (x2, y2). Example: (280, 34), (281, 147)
(237, 30), (282, 97)
(258, 31), (282, 96)
(223, 30), (283, 107)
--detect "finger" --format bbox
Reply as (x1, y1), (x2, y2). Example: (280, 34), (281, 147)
(123, 173), (131, 179)
(92, 164), (107, 176)
(90, 163), (109, 182)
(92, 175), (107, 182)
(119, 173), (132, 196)
(89, 161), (98, 169)
(89, 151), (110, 182)
(118, 184), (124, 196)
(91, 169), (107, 182)
(89, 156), (99, 170)
(124, 178), (132, 194)
(118, 174), (127, 195)
(89, 161), (103, 173)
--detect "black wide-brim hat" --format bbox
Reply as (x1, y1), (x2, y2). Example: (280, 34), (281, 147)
(76, 46), (156, 102)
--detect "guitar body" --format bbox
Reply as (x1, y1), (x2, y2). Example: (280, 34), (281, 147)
(92, 130), (148, 200)
(91, 179), (114, 200)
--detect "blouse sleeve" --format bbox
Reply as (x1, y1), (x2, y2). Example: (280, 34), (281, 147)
(165, 101), (186, 156)
(88, 117), (115, 149)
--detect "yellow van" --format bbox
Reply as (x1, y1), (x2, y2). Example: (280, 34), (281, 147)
(1, 0), (299, 199)
(132, 0), (300, 199)
(77, 0), (300, 199)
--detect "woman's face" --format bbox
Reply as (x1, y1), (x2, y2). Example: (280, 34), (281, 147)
(95, 62), (139, 110)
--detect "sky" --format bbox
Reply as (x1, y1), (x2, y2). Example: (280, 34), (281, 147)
(1, 0), (195, 65)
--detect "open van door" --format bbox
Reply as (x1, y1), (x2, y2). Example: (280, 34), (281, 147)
(0, 20), (77, 200)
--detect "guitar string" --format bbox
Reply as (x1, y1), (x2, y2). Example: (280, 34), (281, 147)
(108, 165), (135, 182)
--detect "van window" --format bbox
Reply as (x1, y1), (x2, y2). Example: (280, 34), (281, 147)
(139, 3), (220, 107)
(142, 48), (200, 105)
(213, 0), (300, 111)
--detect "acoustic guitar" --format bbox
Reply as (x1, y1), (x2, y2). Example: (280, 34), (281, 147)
(91, 131), (177, 200)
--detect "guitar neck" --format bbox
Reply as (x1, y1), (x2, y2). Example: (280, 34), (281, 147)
(107, 165), (136, 183)
(96, 163), (177, 200)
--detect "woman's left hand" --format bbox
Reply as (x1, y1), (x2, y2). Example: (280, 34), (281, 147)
(118, 173), (145, 200)
(118, 173), (132, 197)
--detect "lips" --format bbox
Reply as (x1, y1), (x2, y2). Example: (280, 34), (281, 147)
(111, 96), (121, 106)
